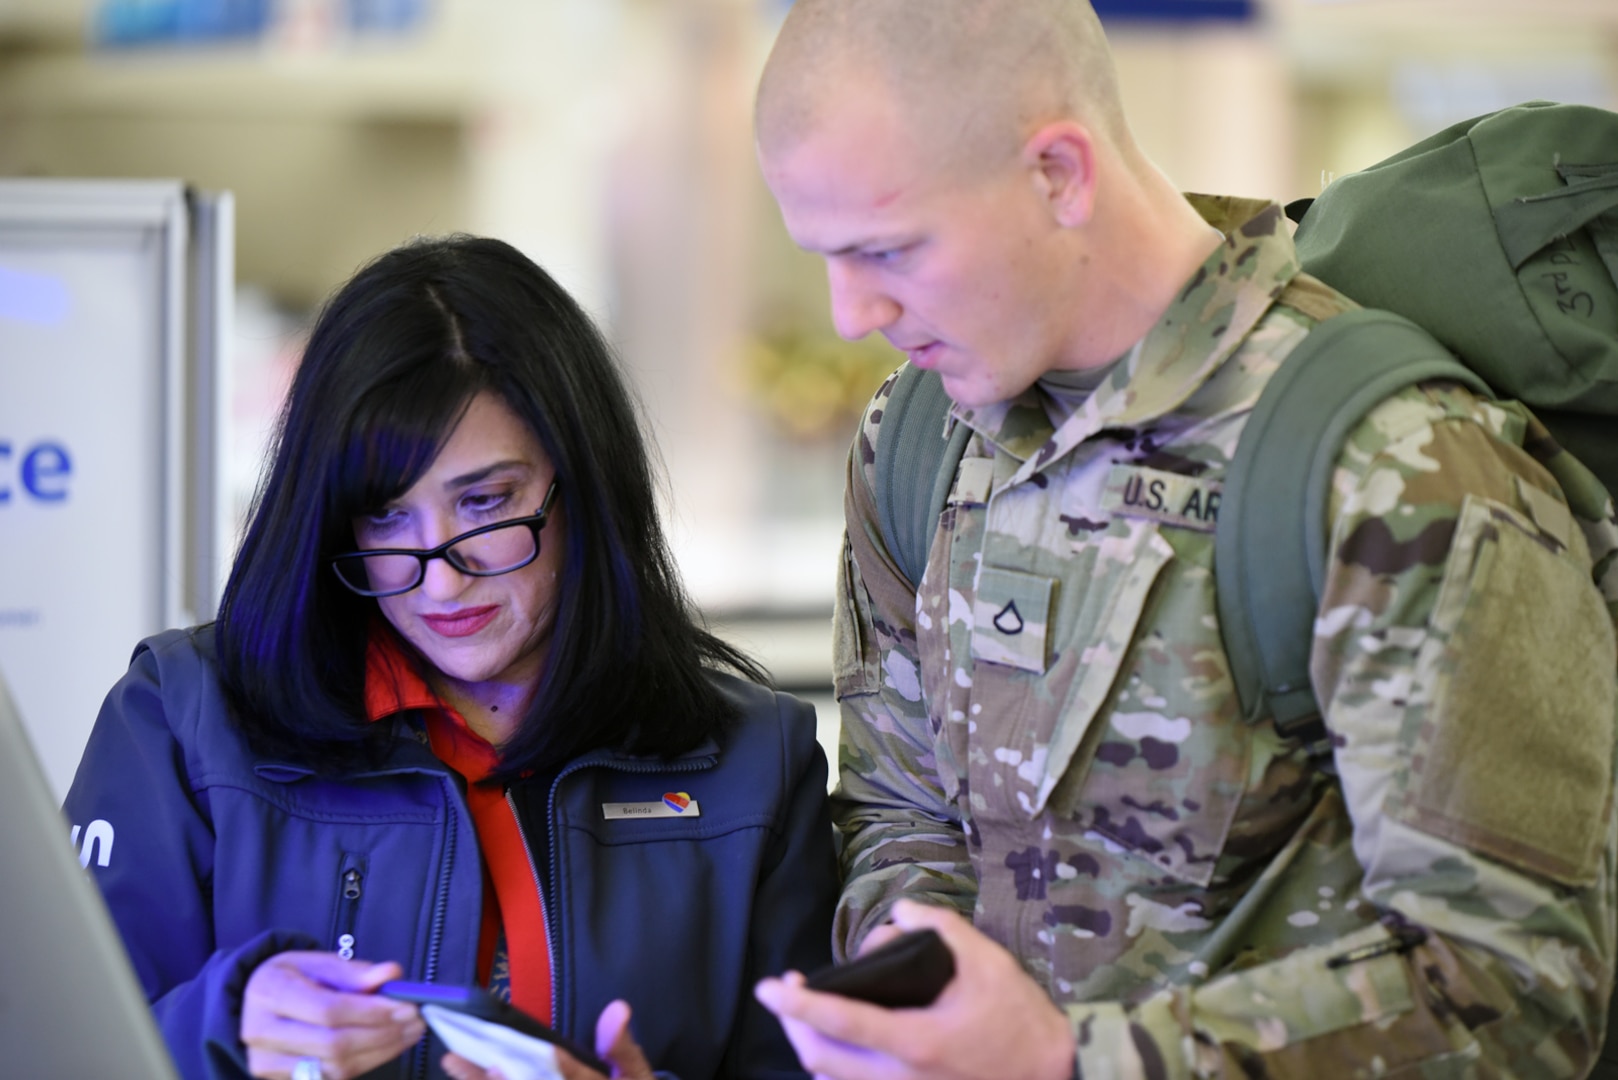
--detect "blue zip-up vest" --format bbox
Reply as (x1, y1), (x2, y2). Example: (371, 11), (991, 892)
(64, 627), (837, 1080)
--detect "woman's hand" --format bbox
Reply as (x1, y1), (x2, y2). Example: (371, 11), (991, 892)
(441, 999), (655, 1080)
(241, 950), (426, 1079)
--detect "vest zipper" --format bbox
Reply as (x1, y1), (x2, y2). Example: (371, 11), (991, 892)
(507, 787), (554, 1022)
(413, 781), (462, 1080)
(423, 791), (459, 985)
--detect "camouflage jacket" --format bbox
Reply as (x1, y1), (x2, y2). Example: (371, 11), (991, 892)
(832, 195), (1618, 1078)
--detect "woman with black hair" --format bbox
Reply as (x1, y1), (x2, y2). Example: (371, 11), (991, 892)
(63, 235), (838, 1080)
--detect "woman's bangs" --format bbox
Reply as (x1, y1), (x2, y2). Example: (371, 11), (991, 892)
(329, 366), (476, 519)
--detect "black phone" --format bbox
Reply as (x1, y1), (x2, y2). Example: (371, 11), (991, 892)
(802, 928), (955, 1009)
(379, 981), (610, 1075)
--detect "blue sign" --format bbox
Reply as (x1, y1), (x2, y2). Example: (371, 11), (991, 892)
(93, 0), (431, 47)
(0, 441), (73, 505)
(93, 0), (272, 45)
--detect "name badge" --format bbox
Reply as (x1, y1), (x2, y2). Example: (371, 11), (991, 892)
(601, 792), (701, 820)
(1101, 464), (1222, 533)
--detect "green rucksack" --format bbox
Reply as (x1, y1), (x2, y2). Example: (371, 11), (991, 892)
(871, 98), (1618, 1070)
(1290, 99), (1618, 487)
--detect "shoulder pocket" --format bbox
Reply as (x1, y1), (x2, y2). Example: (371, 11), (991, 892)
(833, 536), (884, 698)
(1393, 494), (1616, 886)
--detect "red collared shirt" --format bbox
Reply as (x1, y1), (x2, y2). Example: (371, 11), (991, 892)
(364, 633), (552, 1022)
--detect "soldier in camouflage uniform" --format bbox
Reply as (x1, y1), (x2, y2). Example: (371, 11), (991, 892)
(752, 1), (1618, 1078)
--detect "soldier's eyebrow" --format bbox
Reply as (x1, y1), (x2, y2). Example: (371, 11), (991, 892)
(822, 234), (914, 258)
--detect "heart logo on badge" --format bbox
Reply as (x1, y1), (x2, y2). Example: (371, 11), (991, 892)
(662, 792), (691, 812)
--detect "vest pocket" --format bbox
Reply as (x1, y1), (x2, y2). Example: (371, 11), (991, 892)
(330, 851), (368, 960)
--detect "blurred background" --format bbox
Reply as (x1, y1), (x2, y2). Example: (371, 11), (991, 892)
(2, 0), (1615, 785)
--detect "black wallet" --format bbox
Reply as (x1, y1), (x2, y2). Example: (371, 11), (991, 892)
(803, 928), (956, 1009)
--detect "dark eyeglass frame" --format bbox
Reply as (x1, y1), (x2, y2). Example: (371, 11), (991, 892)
(329, 478), (560, 599)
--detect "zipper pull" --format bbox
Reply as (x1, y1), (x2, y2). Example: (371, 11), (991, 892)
(1325, 911), (1428, 970)
(337, 866), (364, 960)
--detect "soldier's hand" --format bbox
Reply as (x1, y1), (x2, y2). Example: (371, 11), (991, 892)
(754, 899), (1075, 1080)
(851, 920), (908, 956)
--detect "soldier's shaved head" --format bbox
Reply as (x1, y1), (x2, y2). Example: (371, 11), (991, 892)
(756, 0), (1129, 173)
(756, 0), (1220, 389)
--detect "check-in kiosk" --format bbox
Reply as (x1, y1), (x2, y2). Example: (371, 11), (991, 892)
(0, 179), (232, 799)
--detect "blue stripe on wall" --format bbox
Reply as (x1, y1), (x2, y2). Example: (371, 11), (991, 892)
(1093, 0), (1256, 22)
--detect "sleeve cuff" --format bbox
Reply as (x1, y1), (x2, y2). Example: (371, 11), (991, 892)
(1069, 993), (1190, 1080)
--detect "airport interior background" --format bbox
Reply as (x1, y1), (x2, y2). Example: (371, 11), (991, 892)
(2, 0), (1615, 781)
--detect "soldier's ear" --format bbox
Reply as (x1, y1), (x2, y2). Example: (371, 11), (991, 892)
(1023, 121), (1097, 229)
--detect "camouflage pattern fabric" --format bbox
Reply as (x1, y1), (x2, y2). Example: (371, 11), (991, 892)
(832, 195), (1618, 1078)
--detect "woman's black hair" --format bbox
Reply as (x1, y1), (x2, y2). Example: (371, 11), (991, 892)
(214, 235), (763, 777)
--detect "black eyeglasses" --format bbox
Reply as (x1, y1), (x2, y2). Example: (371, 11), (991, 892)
(330, 478), (560, 598)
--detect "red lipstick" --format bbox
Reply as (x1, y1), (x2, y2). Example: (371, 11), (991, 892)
(421, 606), (499, 638)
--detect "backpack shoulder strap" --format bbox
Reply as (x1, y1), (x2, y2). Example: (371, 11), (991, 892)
(1215, 306), (1490, 741)
(872, 363), (972, 590)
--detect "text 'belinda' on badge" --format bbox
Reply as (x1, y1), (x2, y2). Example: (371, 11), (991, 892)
(601, 792), (701, 819)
